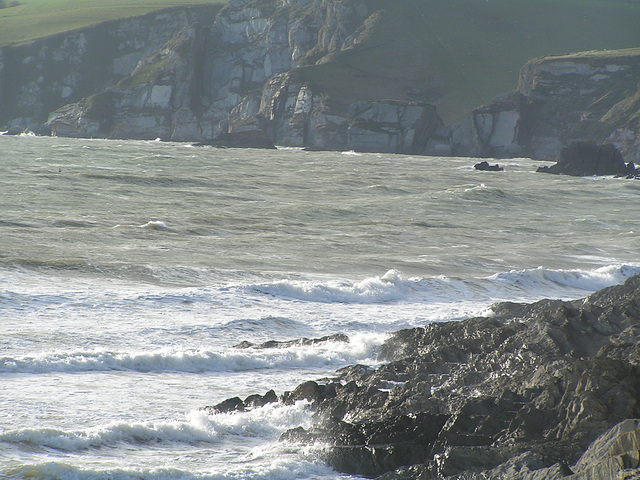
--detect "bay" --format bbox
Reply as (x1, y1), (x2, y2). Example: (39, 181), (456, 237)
(1, 135), (639, 479)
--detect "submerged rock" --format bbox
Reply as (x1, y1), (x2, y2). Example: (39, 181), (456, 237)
(537, 141), (637, 176)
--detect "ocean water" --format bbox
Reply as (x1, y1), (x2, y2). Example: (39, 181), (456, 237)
(1, 135), (639, 479)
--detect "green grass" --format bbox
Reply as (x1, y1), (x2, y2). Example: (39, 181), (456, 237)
(0, 0), (228, 46)
(296, 0), (640, 124)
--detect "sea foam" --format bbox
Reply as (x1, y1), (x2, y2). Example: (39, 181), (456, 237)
(0, 333), (383, 375)
(247, 264), (640, 305)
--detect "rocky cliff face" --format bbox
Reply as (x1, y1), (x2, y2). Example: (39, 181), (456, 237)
(47, 25), (207, 141)
(43, 0), (385, 144)
(464, 49), (640, 162)
(36, 0), (446, 152)
(0, 6), (219, 134)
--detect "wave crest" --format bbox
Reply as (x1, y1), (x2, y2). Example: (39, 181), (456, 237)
(0, 333), (383, 375)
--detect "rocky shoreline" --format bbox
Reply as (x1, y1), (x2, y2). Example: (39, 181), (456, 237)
(207, 275), (640, 479)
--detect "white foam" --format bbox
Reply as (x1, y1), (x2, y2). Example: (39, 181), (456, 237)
(247, 264), (640, 305)
(3, 459), (347, 480)
(249, 269), (413, 304)
(484, 264), (640, 300)
(0, 333), (383, 375)
(0, 418), (219, 452)
(113, 220), (170, 230)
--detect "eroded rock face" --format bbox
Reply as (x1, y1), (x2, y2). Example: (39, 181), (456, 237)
(6, 1), (639, 156)
(474, 50), (640, 162)
(207, 276), (640, 479)
(48, 25), (206, 141)
(42, 0), (376, 144)
(0, 6), (218, 134)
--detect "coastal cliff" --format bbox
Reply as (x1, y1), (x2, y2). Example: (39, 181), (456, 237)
(0, 5), (220, 134)
(464, 49), (640, 162)
(210, 275), (640, 479)
(2, 0), (639, 160)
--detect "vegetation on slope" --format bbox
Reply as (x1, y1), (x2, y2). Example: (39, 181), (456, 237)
(297, 0), (640, 123)
(0, 0), (228, 46)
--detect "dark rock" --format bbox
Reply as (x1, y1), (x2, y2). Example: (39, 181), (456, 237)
(234, 333), (349, 350)
(203, 396), (245, 414)
(474, 161), (504, 171)
(537, 141), (637, 177)
(2, 127), (23, 135)
(26, 124), (52, 136)
(277, 275), (640, 478)
(244, 389), (277, 408)
(201, 275), (640, 478)
(282, 381), (327, 406)
(194, 130), (276, 149)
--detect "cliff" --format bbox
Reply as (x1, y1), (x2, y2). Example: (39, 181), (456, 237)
(0, 5), (220, 134)
(2, 0), (640, 160)
(464, 49), (640, 162)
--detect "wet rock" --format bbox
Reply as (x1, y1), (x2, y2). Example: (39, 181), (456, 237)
(537, 141), (637, 176)
(244, 389), (278, 408)
(203, 396), (245, 414)
(474, 161), (504, 171)
(203, 389), (279, 414)
(204, 276), (640, 478)
(234, 333), (349, 350)
(277, 275), (640, 478)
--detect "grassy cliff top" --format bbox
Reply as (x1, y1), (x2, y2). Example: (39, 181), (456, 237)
(530, 47), (640, 63)
(0, 0), (228, 46)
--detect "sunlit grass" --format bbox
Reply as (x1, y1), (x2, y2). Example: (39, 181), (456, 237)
(0, 0), (228, 46)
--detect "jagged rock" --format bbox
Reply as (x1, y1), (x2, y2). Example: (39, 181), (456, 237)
(204, 277), (640, 477)
(203, 389), (278, 414)
(234, 333), (349, 349)
(48, 25), (205, 140)
(267, 275), (640, 478)
(244, 389), (278, 408)
(6, 0), (639, 156)
(346, 101), (443, 154)
(470, 92), (525, 158)
(204, 396), (245, 414)
(537, 141), (637, 176)
(474, 161), (504, 172)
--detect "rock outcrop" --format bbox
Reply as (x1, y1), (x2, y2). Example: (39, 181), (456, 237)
(48, 25), (206, 141)
(537, 141), (638, 177)
(209, 275), (640, 479)
(464, 49), (640, 162)
(0, 5), (220, 134)
(44, 0), (377, 143)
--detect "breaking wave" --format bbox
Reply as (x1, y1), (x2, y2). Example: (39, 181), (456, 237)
(0, 334), (382, 375)
(0, 402), (311, 453)
(247, 264), (640, 305)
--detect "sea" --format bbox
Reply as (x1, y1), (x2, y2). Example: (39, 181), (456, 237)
(1, 134), (639, 479)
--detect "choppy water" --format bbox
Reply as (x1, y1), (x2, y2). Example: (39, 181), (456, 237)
(1, 135), (639, 479)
